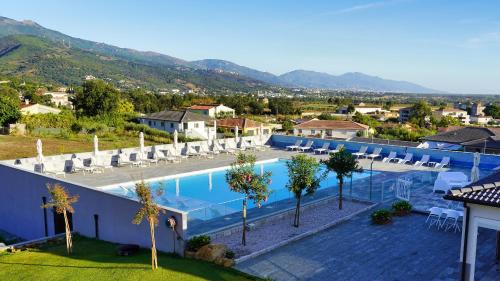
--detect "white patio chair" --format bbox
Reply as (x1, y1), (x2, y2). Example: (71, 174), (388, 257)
(414, 155), (430, 167)
(328, 144), (344, 154)
(426, 207), (443, 229)
(396, 153), (413, 164)
(139, 152), (158, 166)
(298, 141), (314, 152)
(366, 147), (383, 160)
(152, 150), (170, 164)
(314, 142), (330, 154)
(200, 143), (215, 159)
(382, 151), (397, 163)
(352, 146), (368, 158)
(286, 140), (302, 151)
(441, 209), (461, 232)
(434, 157), (450, 169)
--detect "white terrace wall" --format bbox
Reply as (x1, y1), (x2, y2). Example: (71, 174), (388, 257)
(0, 164), (187, 254)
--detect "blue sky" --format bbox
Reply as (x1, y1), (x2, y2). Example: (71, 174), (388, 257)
(1, 0), (500, 94)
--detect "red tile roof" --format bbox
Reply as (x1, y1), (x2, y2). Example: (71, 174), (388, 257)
(217, 118), (263, 129)
(294, 120), (369, 130)
(189, 105), (216, 110)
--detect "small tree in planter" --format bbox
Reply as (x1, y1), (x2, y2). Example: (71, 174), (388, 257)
(226, 153), (271, 246)
(321, 148), (363, 210)
(132, 181), (164, 270)
(42, 184), (79, 255)
(392, 200), (412, 216)
(286, 154), (325, 227)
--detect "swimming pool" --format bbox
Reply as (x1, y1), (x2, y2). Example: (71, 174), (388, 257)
(101, 159), (377, 221)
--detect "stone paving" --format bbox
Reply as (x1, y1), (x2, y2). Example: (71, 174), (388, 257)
(236, 210), (500, 281)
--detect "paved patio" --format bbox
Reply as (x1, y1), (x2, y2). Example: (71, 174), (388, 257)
(236, 209), (500, 281)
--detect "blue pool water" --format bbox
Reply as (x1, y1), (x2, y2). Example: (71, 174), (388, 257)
(103, 159), (377, 221)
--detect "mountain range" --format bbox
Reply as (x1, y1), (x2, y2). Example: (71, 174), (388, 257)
(0, 16), (439, 93)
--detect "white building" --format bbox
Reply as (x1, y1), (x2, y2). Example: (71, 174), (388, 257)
(470, 115), (493, 125)
(293, 120), (370, 139)
(188, 104), (235, 118)
(139, 109), (214, 140)
(20, 102), (61, 115)
(434, 108), (470, 125)
(44, 91), (72, 107)
(444, 172), (500, 281)
(337, 105), (388, 115)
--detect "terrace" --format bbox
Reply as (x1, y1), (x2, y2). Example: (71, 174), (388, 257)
(1, 134), (498, 257)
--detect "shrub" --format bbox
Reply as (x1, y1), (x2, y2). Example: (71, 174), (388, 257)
(371, 209), (392, 225)
(186, 235), (211, 252)
(392, 200), (412, 216)
(225, 250), (235, 259)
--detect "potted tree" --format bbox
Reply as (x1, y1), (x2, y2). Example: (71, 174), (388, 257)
(42, 184), (79, 255)
(286, 154), (324, 227)
(132, 181), (164, 270)
(321, 148), (363, 210)
(226, 153), (271, 246)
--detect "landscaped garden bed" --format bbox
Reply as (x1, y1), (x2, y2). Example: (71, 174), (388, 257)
(211, 199), (375, 260)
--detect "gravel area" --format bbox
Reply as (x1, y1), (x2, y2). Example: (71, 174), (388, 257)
(211, 199), (374, 258)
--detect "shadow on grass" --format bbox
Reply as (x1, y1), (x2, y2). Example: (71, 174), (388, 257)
(0, 235), (260, 281)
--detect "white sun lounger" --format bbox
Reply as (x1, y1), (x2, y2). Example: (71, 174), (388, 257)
(414, 155), (430, 167)
(43, 162), (66, 178)
(352, 146), (368, 158)
(298, 141), (314, 152)
(433, 156), (450, 169)
(72, 158), (97, 175)
(382, 151), (397, 163)
(366, 147), (383, 160)
(286, 140), (302, 151)
(328, 143), (344, 154)
(91, 156), (113, 171)
(396, 153), (413, 164)
(314, 142), (330, 154)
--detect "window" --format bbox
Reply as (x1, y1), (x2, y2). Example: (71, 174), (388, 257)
(170, 123), (174, 128)
(161, 122), (165, 127)
(194, 123), (199, 128)
(148, 120), (152, 126)
(311, 130), (316, 134)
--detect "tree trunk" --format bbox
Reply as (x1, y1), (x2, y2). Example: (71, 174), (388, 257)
(149, 217), (158, 270)
(63, 210), (72, 254)
(294, 195), (301, 227)
(338, 179), (343, 210)
(242, 198), (247, 246)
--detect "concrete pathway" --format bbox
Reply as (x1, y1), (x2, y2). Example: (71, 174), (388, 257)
(236, 210), (499, 281)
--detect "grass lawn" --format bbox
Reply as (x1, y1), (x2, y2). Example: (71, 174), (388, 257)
(0, 135), (161, 161)
(0, 236), (259, 281)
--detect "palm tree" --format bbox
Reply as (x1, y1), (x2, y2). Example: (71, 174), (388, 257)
(42, 184), (79, 254)
(286, 154), (324, 227)
(132, 181), (164, 270)
(226, 153), (271, 246)
(321, 148), (363, 210)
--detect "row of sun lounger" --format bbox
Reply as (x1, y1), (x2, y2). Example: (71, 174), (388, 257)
(16, 137), (271, 177)
(285, 141), (451, 169)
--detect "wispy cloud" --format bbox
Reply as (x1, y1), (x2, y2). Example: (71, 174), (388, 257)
(463, 32), (500, 48)
(322, 0), (407, 16)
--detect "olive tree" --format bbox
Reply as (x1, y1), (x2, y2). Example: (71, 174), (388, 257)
(321, 148), (363, 210)
(286, 154), (324, 227)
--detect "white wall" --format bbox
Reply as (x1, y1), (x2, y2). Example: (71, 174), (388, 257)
(293, 128), (360, 139)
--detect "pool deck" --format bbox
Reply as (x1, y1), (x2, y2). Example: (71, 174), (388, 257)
(64, 147), (444, 188)
(236, 209), (500, 281)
